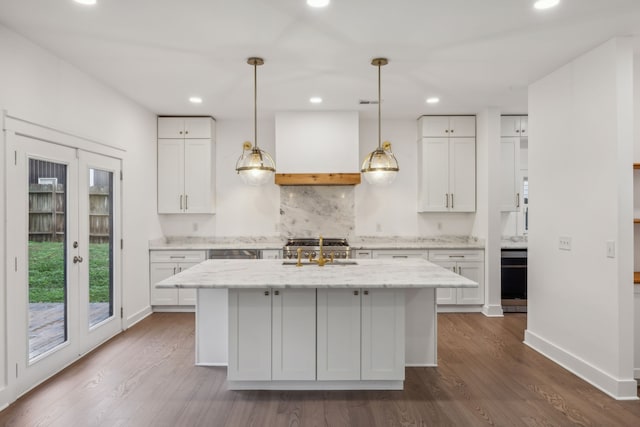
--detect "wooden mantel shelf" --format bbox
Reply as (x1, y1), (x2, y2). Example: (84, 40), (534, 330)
(275, 173), (361, 186)
(635, 272), (640, 284)
(634, 163), (640, 169)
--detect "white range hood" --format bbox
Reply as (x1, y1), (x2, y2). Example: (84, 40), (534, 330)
(274, 111), (361, 185)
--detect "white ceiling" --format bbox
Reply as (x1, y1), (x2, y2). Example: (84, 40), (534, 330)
(1, 0), (639, 119)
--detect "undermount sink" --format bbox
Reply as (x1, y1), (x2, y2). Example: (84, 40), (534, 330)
(282, 261), (358, 266)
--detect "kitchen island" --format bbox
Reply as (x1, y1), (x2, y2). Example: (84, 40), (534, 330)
(158, 258), (477, 390)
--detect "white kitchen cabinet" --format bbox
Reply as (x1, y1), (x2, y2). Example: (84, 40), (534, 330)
(372, 249), (427, 259)
(316, 289), (361, 381)
(419, 115), (476, 137)
(316, 288), (405, 381)
(500, 137), (521, 212)
(501, 115), (528, 137)
(157, 117), (215, 214)
(228, 288), (316, 382)
(361, 288), (405, 380)
(429, 250), (485, 308)
(228, 288), (272, 381)
(272, 288), (316, 380)
(418, 137), (476, 212)
(352, 249), (373, 259)
(158, 116), (214, 139)
(149, 250), (205, 307)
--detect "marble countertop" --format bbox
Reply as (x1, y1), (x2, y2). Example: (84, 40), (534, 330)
(501, 236), (528, 249)
(149, 235), (486, 251)
(156, 259), (478, 289)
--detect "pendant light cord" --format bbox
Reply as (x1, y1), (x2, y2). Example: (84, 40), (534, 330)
(377, 62), (381, 150)
(254, 60), (258, 150)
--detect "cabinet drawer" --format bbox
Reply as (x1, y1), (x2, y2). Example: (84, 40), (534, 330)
(150, 250), (206, 263)
(428, 250), (484, 263)
(372, 249), (427, 259)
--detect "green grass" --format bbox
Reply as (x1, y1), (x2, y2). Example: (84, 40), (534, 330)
(29, 241), (111, 303)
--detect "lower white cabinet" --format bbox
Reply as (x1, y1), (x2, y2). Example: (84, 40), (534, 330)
(371, 249), (427, 259)
(149, 250), (205, 306)
(229, 287), (405, 383)
(272, 288), (316, 380)
(429, 250), (485, 306)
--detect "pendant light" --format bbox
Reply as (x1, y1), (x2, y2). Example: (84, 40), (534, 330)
(361, 58), (399, 185)
(235, 57), (276, 186)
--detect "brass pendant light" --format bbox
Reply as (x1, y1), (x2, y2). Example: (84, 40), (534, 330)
(361, 58), (399, 185)
(235, 57), (276, 185)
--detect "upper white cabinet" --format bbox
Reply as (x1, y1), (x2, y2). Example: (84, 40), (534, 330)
(500, 137), (521, 212)
(157, 117), (215, 214)
(158, 117), (214, 139)
(419, 115), (476, 138)
(501, 115), (528, 137)
(417, 115), (476, 212)
(500, 115), (528, 212)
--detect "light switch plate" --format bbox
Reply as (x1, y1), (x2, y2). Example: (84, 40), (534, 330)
(559, 236), (572, 251)
(606, 240), (616, 258)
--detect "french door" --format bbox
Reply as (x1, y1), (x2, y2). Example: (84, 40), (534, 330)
(6, 133), (122, 397)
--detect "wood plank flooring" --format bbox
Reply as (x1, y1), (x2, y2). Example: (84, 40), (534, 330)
(1, 312), (639, 426)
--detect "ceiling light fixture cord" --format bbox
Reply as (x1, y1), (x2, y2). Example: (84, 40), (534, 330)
(253, 58), (258, 150)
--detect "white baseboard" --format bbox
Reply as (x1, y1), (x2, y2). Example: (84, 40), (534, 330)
(437, 305), (483, 313)
(634, 368), (640, 380)
(482, 304), (504, 317)
(151, 306), (195, 313)
(125, 305), (152, 329)
(524, 329), (638, 400)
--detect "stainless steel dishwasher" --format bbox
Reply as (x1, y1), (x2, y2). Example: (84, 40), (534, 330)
(207, 249), (261, 260)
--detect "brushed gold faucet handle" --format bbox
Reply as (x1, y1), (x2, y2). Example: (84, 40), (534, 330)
(296, 248), (303, 267)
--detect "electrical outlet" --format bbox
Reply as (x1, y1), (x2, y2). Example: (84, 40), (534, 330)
(558, 236), (572, 251)
(376, 223), (382, 232)
(192, 222), (198, 232)
(606, 240), (616, 258)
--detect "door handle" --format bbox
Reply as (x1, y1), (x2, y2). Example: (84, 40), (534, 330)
(73, 256), (83, 264)
(185, 195), (188, 210)
(451, 194), (454, 209)
(180, 195), (183, 210)
(516, 192), (520, 208)
(445, 193), (449, 208)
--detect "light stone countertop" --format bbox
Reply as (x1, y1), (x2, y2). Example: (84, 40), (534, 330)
(156, 258), (478, 289)
(149, 235), (486, 251)
(501, 236), (528, 249)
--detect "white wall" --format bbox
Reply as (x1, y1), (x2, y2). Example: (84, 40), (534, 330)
(634, 54), (640, 379)
(525, 38), (637, 399)
(0, 24), (159, 408)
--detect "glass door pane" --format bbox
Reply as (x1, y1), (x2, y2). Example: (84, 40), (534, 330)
(28, 159), (68, 360)
(88, 168), (113, 327)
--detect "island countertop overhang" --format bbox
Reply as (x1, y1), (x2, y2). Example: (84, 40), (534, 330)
(156, 258), (478, 289)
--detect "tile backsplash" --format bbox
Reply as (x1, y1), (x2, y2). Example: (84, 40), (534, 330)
(279, 186), (354, 238)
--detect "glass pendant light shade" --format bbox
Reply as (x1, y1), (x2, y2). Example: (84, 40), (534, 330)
(361, 57), (399, 185)
(236, 142), (276, 186)
(235, 57), (276, 185)
(361, 142), (399, 185)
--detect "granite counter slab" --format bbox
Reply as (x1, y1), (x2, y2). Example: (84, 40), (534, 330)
(156, 259), (478, 289)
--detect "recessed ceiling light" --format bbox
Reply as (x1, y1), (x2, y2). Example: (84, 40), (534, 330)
(309, 97), (323, 104)
(426, 97), (440, 104)
(189, 97), (203, 104)
(74, 0), (97, 5)
(307, 0), (330, 8)
(534, 0), (559, 10)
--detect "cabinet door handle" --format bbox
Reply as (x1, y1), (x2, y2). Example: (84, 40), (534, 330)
(178, 267), (183, 272)
(264, 290), (270, 296)
(445, 129), (449, 133)
(185, 130), (189, 135)
(179, 131), (183, 135)
(274, 290), (280, 296)
(450, 129), (454, 133)
(516, 193), (520, 208)
(180, 195), (183, 210)
(170, 255), (186, 259)
(450, 255), (464, 258)
(173, 267), (176, 275)
(364, 290), (369, 296)
(354, 290), (359, 296)
(451, 194), (454, 209)
(445, 193), (449, 208)
(185, 195), (188, 210)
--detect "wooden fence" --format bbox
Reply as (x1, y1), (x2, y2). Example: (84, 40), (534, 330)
(29, 184), (111, 243)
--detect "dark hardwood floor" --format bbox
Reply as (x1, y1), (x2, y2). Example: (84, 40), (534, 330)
(1, 312), (639, 426)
